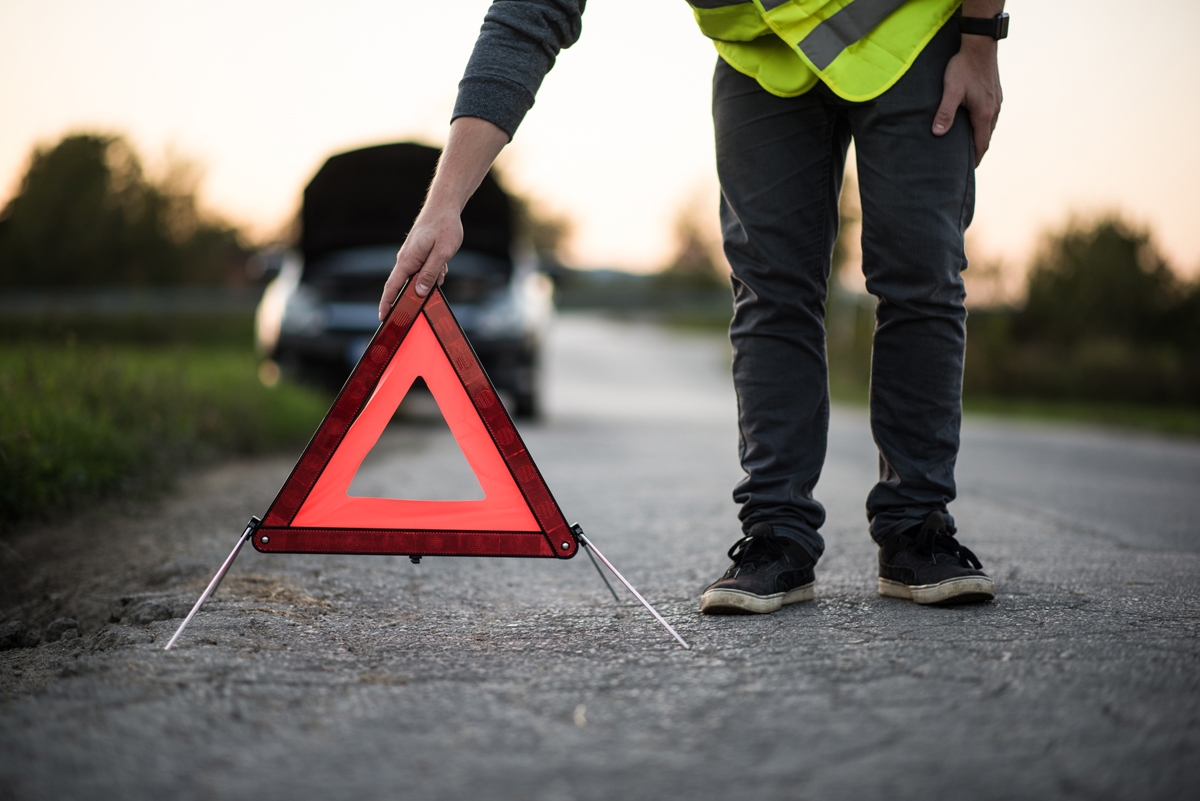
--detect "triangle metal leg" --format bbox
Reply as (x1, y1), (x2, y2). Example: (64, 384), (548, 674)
(582, 535), (622, 604)
(163, 517), (260, 651)
(574, 528), (691, 650)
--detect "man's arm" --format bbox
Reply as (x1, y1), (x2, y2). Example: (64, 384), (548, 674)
(932, 0), (1004, 166)
(378, 0), (586, 317)
(378, 117), (509, 317)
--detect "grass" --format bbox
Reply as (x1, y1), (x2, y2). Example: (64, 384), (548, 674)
(0, 343), (330, 531)
(0, 313), (256, 346)
(959, 396), (1200, 438)
(828, 378), (1200, 437)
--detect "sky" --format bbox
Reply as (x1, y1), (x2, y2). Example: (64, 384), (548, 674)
(1, 0), (1198, 283)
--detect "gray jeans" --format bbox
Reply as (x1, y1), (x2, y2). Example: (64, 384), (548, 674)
(714, 19), (975, 559)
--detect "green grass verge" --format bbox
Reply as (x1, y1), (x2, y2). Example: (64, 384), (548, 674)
(960, 396), (1200, 438)
(828, 380), (1200, 437)
(0, 344), (331, 531)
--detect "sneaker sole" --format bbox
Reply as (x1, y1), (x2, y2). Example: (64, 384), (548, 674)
(878, 576), (995, 605)
(699, 582), (815, 615)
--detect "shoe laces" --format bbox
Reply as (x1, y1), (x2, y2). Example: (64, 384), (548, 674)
(910, 511), (982, 570)
(726, 527), (794, 576)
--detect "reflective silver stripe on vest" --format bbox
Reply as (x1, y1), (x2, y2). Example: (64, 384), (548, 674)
(689, 0), (747, 8)
(798, 0), (909, 70)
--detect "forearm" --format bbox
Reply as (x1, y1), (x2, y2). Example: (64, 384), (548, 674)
(377, 117), (510, 311)
(379, 1), (585, 312)
(425, 117), (510, 216)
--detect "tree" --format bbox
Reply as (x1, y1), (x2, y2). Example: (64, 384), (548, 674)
(1018, 215), (1183, 346)
(509, 194), (574, 268)
(0, 133), (246, 288)
(661, 195), (727, 290)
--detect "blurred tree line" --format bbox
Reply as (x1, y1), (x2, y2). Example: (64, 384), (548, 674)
(642, 181), (1200, 408)
(0, 133), (248, 289)
(656, 196), (728, 292)
(965, 216), (1200, 405)
(5, 132), (1195, 407)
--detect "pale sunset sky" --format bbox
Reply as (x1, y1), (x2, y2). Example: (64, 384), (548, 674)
(1, 0), (1198, 287)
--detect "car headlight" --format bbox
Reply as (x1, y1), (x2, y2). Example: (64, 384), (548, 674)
(255, 254), (302, 356)
(474, 289), (525, 338)
(280, 285), (327, 337)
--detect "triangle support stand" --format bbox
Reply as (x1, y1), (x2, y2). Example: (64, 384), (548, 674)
(164, 516), (260, 651)
(582, 538), (621, 605)
(573, 526), (691, 650)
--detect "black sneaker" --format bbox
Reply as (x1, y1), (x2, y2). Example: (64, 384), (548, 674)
(878, 511), (995, 604)
(700, 523), (816, 615)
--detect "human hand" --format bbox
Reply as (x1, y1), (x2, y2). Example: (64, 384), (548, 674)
(376, 116), (509, 320)
(378, 204), (462, 320)
(932, 34), (1002, 167)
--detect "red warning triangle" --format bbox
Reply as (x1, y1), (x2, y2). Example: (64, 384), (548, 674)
(253, 281), (577, 559)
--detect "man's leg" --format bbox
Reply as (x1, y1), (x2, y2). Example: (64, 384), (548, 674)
(849, 19), (994, 603)
(700, 59), (849, 614)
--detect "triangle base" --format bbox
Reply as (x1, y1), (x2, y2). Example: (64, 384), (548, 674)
(255, 526), (559, 558)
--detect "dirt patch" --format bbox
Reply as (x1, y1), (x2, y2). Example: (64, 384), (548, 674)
(0, 455), (295, 643)
(222, 574), (336, 610)
(0, 454), (333, 704)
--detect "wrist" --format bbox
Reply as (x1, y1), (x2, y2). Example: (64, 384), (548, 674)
(959, 5), (1008, 41)
(423, 186), (470, 217)
(958, 34), (998, 56)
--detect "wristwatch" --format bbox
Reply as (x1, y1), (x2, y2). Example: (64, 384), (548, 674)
(960, 12), (1009, 40)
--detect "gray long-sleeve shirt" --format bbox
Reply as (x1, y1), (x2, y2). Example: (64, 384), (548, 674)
(451, 0), (587, 139)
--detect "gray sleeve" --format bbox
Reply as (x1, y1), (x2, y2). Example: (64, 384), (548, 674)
(451, 0), (587, 139)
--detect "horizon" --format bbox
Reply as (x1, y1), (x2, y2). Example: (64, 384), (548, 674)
(2, 0), (1198, 282)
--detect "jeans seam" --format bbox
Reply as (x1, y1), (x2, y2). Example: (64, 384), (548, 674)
(958, 125), (976, 239)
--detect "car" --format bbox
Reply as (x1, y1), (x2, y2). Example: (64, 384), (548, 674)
(254, 142), (553, 418)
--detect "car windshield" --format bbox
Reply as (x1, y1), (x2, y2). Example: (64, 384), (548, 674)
(300, 246), (512, 305)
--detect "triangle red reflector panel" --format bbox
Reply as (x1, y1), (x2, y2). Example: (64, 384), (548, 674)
(253, 282), (577, 559)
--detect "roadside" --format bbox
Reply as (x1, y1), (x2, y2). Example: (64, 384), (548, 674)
(826, 379), (1200, 439)
(0, 342), (329, 532)
(0, 453), (297, 701)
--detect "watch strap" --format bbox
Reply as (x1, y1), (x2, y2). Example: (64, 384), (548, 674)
(960, 12), (1009, 40)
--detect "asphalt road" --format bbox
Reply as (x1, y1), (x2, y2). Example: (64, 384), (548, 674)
(1, 313), (1198, 800)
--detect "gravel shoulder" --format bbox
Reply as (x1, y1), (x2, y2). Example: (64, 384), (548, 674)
(0, 454), (298, 701)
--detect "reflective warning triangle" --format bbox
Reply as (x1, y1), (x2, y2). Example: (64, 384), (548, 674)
(253, 281), (578, 559)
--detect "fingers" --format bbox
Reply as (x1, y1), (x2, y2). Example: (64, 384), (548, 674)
(377, 244), (456, 321)
(938, 43), (1003, 165)
(972, 114), (991, 167)
(412, 251), (451, 299)
(377, 210), (464, 320)
(378, 266), (406, 321)
(932, 80), (963, 137)
(969, 104), (999, 167)
(378, 247), (419, 320)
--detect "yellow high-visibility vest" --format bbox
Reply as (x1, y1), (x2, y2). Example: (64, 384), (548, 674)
(690, 0), (960, 100)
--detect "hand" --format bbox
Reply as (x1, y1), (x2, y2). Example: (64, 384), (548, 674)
(377, 116), (510, 320)
(932, 34), (1002, 167)
(377, 204), (462, 320)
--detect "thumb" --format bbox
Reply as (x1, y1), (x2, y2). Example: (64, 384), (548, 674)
(932, 84), (962, 136)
